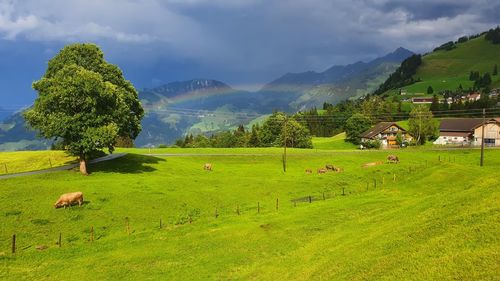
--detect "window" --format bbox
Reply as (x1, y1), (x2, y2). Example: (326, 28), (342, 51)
(485, 138), (495, 146)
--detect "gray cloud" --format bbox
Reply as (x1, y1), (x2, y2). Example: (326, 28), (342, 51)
(0, 0), (498, 89)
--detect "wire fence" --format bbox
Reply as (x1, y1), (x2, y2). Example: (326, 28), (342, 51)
(2, 155), (460, 256)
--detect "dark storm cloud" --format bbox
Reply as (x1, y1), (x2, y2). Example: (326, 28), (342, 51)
(0, 0), (498, 101)
(378, 1), (471, 20)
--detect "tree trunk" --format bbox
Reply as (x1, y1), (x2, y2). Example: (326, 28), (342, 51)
(79, 154), (88, 175)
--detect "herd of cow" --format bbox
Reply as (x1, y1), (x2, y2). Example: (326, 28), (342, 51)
(306, 164), (344, 174)
(52, 155), (400, 209)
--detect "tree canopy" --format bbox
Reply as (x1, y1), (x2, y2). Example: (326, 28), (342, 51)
(408, 105), (438, 145)
(24, 43), (144, 174)
(344, 113), (372, 144)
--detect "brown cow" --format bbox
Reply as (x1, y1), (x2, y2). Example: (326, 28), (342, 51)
(317, 168), (327, 174)
(334, 167), (344, 172)
(204, 163), (213, 171)
(305, 169), (312, 174)
(387, 155), (399, 163)
(54, 192), (83, 209)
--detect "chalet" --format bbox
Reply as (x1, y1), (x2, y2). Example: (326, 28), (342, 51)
(360, 122), (412, 147)
(433, 118), (500, 146)
(466, 92), (481, 102)
(411, 97), (433, 104)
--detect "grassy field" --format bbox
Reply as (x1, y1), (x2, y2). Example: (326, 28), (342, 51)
(0, 148), (499, 280)
(0, 151), (76, 175)
(311, 133), (357, 150)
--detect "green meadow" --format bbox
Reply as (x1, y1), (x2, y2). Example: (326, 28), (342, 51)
(0, 148), (499, 280)
(0, 151), (76, 175)
(311, 133), (357, 150)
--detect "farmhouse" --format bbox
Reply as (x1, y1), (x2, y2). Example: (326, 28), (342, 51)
(360, 122), (412, 147)
(466, 92), (481, 102)
(433, 118), (500, 146)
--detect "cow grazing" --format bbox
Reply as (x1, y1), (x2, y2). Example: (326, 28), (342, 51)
(305, 169), (312, 174)
(54, 192), (84, 209)
(204, 163), (213, 171)
(325, 164), (335, 170)
(334, 167), (344, 172)
(317, 168), (327, 174)
(387, 155), (399, 163)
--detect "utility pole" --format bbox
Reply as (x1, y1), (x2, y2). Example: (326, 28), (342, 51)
(480, 108), (485, 166)
(283, 117), (287, 172)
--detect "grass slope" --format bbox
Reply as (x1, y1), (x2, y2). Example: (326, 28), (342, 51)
(312, 133), (357, 150)
(0, 148), (499, 280)
(0, 151), (76, 175)
(390, 35), (500, 96)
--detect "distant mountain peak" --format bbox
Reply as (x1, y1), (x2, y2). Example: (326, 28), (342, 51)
(264, 47), (414, 90)
(379, 47), (414, 62)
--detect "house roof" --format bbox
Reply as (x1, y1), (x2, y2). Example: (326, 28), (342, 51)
(440, 118), (500, 132)
(360, 122), (406, 139)
(412, 98), (434, 102)
(439, 131), (471, 137)
(439, 118), (483, 132)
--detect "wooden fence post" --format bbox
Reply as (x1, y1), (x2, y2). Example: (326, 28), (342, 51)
(322, 192), (325, 200)
(59, 232), (62, 247)
(308, 196), (312, 203)
(126, 218), (130, 235)
(342, 188), (345, 196)
(276, 198), (279, 211)
(215, 208), (218, 219)
(257, 202), (260, 213)
(3, 163), (7, 174)
(90, 226), (94, 242)
(159, 219), (162, 229)
(373, 179), (377, 189)
(12, 234), (16, 254)
(236, 205), (240, 215)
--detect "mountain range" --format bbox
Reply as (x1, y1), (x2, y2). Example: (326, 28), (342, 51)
(0, 47), (414, 150)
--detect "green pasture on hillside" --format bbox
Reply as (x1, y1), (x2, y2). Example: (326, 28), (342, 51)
(0, 151), (76, 175)
(0, 148), (499, 280)
(311, 133), (357, 150)
(385, 35), (500, 97)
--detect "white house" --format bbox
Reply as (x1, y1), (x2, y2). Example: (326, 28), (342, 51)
(434, 118), (500, 146)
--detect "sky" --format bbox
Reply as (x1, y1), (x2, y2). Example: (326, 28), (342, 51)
(0, 0), (499, 115)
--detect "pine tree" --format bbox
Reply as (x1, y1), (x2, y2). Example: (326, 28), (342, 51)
(430, 94), (440, 112)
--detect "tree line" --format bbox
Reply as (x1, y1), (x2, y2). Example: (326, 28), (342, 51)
(174, 112), (313, 149)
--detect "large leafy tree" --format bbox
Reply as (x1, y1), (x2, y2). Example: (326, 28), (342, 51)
(275, 119), (313, 148)
(344, 113), (372, 144)
(408, 105), (438, 145)
(24, 43), (144, 175)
